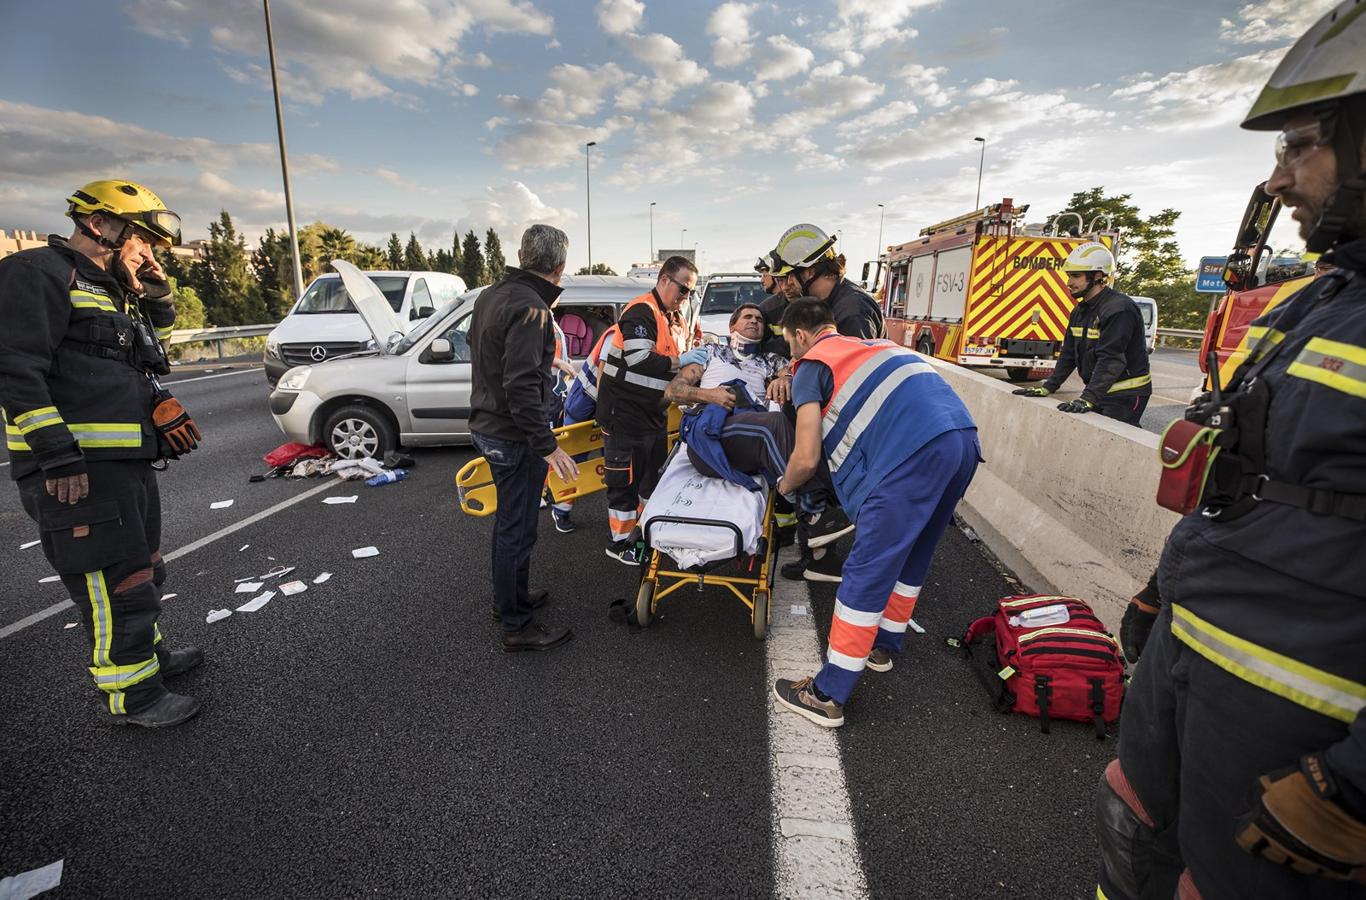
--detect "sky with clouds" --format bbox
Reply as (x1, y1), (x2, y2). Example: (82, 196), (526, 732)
(0, 0), (1335, 279)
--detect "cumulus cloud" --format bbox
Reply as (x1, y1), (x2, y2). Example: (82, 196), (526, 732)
(755, 35), (815, 82)
(490, 116), (633, 170)
(681, 82), (756, 130)
(792, 71), (885, 113)
(502, 62), (630, 120)
(1219, 0), (1332, 44)
(596, 0), (644, 35)
(822, 0), (941, 51)
(455, 180), (576, 238)
(901, 63), (954, 108)
(966, 78), (1018, 98)
(1110, 49), (1284, 129)
(707, 2), (757, 67)
(374, 168), (419, 191)
(835, 99), (920, 135)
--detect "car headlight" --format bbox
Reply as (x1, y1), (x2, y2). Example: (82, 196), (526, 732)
(277, 366), (311, 391)
(266, 338), (281, 358)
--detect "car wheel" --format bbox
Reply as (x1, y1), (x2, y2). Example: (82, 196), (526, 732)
(916, 336), (934, 356)
(323, 404), (396, 460)
(1005, 367), (1032, 382)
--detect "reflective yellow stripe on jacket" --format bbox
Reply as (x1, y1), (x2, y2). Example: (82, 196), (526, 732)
(12, 406), (64, 434)
(1287, 337), (1366, 400)
(1171, 604), (1366, 723)
(70, 289), (119, 312)
(1108, 374), (1152, 393)
(5, 422), (142, 450)
(1071, 327), (1101, 339)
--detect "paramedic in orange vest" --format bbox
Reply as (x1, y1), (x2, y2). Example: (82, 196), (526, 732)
(595, 256), (707, 564)
(771, 299), (979, 727)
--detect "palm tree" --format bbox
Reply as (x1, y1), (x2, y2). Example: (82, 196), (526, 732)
(318, 226), (356, 266)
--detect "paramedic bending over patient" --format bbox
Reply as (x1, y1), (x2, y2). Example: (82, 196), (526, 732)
(771, 299), (980, 728)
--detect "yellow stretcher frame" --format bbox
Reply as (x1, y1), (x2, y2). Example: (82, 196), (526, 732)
(635, 487), (777, 641)
(456, 407), (682, 516)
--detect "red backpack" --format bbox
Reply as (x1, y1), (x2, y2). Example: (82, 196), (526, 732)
(953, 594), (1126, 739)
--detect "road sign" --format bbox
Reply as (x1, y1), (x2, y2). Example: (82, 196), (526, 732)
(1195, 256), (1228, 293)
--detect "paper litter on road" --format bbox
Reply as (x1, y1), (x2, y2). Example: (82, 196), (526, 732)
(313, 572), (332, 585)
(234, 574), (259, 583)
(908, 618), (926, 634)
(19, 539), (40, 550)
(322, 496), (358, 505)
(210, 500), (234, 510)
(279, 580), (307, 596)
(790, 604), (807, 616)
(38, 576), (60, 584)
(0, 858), (63, 900)
(238, 544), (250, 552)
(261, 566), (295, 579)
(63, 623), (77, 630)
(352, 546), (379, 559)
(235, 591), (275, 613)
(160, 593), (178, 602)
(234, 582), (263, 594)
(206, 609), (232, 624)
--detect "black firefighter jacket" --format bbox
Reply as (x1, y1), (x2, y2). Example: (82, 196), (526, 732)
(1042, 286), (1151, 403)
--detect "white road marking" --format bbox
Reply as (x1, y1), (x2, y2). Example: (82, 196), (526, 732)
(165, 368), (262, 385)
(0, 477), (343, 641)
(768, 549), (869, 899)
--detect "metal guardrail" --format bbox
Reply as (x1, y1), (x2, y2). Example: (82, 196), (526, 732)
(168, 323), (276, 359)
(1154, 326), (1203, 349)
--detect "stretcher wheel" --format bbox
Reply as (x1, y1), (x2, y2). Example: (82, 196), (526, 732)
(752, 589), (769, 640)
(636, 578), (655, 627)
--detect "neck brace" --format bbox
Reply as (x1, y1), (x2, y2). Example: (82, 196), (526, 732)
(730, 331), (761, 358)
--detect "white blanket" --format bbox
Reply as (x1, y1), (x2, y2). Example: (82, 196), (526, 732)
(640, 450), (766, 569)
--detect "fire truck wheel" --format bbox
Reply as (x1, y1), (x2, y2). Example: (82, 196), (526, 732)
(916, 336), (934, 356)
(1005, 367), (1032, 382)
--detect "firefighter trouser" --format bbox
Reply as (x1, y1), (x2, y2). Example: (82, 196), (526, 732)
(1098, 393), (1150, 427)
(814, 428), (979, 706)
(17, 460), (168, 716)
(602, 426), (666, 544)
(1106, 558), (1366, 898)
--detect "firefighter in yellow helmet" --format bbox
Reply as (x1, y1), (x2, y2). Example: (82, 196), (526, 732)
(1096, 2), (1366, 896)
(1012, 241), (1152, 426)
(0, 179), (204, 728)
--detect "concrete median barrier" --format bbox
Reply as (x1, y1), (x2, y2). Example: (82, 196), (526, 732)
(921, 354), (1181, 630)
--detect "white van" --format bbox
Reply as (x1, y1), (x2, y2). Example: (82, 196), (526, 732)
(1131, 296), (1158, 354)
(263, 270), (467, 385)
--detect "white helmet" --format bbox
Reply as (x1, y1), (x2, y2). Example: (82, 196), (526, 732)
(1242, 0), (1366, 131)
(1061, 242), (1115, 276)
(771, 224), (836, 275)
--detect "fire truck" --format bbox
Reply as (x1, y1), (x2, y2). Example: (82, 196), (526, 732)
(865, 198), (1118, 381)
(1198, 182), (1314, 390)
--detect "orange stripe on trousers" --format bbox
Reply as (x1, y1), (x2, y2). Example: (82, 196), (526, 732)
(829, 616), (878, 659)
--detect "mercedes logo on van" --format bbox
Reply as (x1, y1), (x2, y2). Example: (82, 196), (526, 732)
(309, 345), (328, 362)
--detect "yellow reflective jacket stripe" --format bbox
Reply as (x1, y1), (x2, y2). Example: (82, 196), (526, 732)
(1070, 327), (1102, 339)
(5, 422), (142, 451)
(1244, 326), (1286, 364)
(1108, 374), (1152, 393)
(1171, 604), (1366, 723)
(155, 324), (174, 340)
(1286, 337), (1366, 400)
(13, 406), (64, 434)
(89, 655), (161, 691)
(70, 289), (119, 312)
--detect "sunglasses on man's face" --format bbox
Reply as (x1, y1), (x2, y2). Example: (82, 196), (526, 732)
(667, 275), (696, 297)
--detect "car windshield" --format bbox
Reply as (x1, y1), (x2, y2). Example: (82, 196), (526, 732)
(394, 296), (466, 353)
(294, 275), (409, 314)
(700, 281), (767, 315)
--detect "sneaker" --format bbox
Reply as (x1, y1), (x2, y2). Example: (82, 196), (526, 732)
(866, 647), (893, 672)
(552, 509), (576, 533)
(772, 676), (844, 727)
(803, 551), (844, 583)
(605, 541), (642, 566)
(805, 507), (854, 549)
(780, 557), (808, 581)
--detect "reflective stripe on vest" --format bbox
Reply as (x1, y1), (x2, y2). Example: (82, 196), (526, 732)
(11, 406), (64, 434)
(5, 422), (143, 451)
(155, 323), (174, 341)
(1108, 373), (1152, 393)
(70, 289), (119, 312)
(1071, 326), (1101, 339)
(611, 293), (680, 361)
(1286, 336), (1366, 401)
(1170, 604), (1366, 723)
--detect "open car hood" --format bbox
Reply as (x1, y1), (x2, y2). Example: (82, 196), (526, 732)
(331, 259), (406, 353)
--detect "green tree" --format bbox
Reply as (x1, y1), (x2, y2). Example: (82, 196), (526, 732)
(251, 228), (292, 319)
(484, 227), (506, 282)
(353, 243), (387, 269)
(575, 263), (618, 275)
(317, 226), (356, 266)
(459, 229), (486, 287)
(167, 274), (206, 331)
(386, 232), (404, 269)
(403, 232), (426, 270)
(196, 210), (265, 325)
(431, 248), (455, 273)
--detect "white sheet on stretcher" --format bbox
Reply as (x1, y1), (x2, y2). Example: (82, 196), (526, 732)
(640, 450), (766, 569)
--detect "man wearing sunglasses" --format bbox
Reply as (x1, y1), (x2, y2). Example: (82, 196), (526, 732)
(0, 179), (205, 728)
(1096, 3), (1366, 897)
(596, 255), (703, 564)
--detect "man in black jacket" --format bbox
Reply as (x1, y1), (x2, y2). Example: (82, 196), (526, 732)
(1013, 242), (1151, 426)
(469, 224), (578, 652)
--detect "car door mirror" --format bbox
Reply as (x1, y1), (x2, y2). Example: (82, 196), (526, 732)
(428, 338), (455, 363)
(411, 306), (434, 320)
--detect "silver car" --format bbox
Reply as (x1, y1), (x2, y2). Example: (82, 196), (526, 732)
(268, 262), (644, 459)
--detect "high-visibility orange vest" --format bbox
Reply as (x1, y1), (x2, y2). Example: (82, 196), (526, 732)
(611, 292), (680, 359)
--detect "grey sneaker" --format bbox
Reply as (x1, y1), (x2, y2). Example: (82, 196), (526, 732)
(605, 541), (642, 566)
(866, 648), (893, 672)
(772, 676), (844, 727)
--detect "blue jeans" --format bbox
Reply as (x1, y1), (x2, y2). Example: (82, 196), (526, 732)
(472, 432), (549, 633)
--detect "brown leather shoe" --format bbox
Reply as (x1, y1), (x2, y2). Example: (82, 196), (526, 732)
(490, 588), (550, 622)
(502, 623), (573, 653)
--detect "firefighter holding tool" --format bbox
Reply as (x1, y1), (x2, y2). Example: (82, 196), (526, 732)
(1013, 242), (1152, 427)
(1095, 4), (1366, 897)
(0, 179), (204, 728)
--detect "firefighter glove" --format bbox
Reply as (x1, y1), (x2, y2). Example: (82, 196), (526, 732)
(1119, 598), (1158, 663)
(1235, 754), (1366, 880)
(1057, 398), (1095, 414)
(1012, 386), (1051, 397)
(152, 389), (202, 456)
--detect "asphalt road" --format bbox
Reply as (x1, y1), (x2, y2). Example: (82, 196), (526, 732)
(0, 365), (1112, 898)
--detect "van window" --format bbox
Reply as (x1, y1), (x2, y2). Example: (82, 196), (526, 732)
(295, 275), (410, 314)
(1139, 304), (1154, 327)
(411, 278), (433, 314)
(441, 314), (473, 362)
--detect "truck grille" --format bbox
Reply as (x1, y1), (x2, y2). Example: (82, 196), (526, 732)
(281, 341), (369, 367)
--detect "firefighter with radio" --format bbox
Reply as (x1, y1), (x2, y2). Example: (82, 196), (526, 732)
(0, 180), (204, 729)
(1095, 3), (1366, 897)
(1013, 241), (1151, 426)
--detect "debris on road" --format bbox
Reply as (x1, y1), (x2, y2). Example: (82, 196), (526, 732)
(0, 857), (63, 900)
(352, 546), (379, 559)
(365, 468), (407, 487)
(279, 580), (307, 596)
(322, 496), (358, 505)
(19, 539), (40, 550)
(332, 457), (386, 481)
(233, 574), (258, 583)
(261, 565), (296, 580)
(383, 451), (415, 469)
(38, 576), (60, 584)
(161, 593), (178, 602)
(236, 591), (275, 613)
(206, 609), (232, 624)
(234, 582), (263, 594)
(908, 619), (927, 634)
(790, 604), (807, 616)
(210, 500), (234, 510)
(63, 623), (77, 630)
(313, 572), (333, 584)
(239, 544), (250, 552)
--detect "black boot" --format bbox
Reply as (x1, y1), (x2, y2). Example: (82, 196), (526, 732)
(157, 645), (204, 678)
(112, 692), (201, 728)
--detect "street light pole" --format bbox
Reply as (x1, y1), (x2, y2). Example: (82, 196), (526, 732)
(876, 202), (886, 258)
(681, 227), (686, 250)
(263, 0), (304, 300)
(585, 141), (596, 273)
(973, 136), (986, 210)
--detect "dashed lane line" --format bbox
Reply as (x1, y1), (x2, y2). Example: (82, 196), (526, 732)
(164, 367), (263, 385)
(767, 550), (869, 899)
(0, 476), (343, 641)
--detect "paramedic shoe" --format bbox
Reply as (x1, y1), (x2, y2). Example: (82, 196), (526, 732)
(491, 588), (550, 621)
(805, 507), (854, 550)
(773, 677), (844, 728)
(605, 541), (642, 566)
(112, 692), (201, 728)
(552, 509), (576, 533)
(502, 623), (574, 653)
(803, 551), (844, 583)
(866, 648), (893, 672)
(780, 552), (810, 580)
(156, 645), (204, 678)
